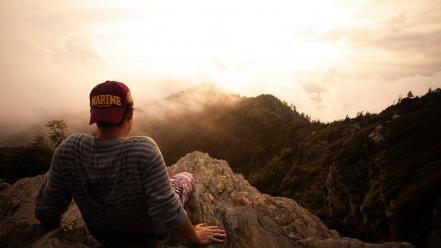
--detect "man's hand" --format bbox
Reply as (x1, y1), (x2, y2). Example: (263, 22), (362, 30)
(194, 223), (226, 245)
(177, 216), (226, 245)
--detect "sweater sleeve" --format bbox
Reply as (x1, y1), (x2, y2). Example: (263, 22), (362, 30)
(142, 138), (187, 236)
(35, 147), (72, 229)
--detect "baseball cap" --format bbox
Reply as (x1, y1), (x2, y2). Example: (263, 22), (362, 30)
(89, 81), (134, 125)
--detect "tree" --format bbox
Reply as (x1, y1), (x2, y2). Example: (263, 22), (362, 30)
(407, 91), (414, 98)
(31, 134), (51, 149)
(45, 120), (68, 147)
(0, 146), (52, 183)
(289, 104), (296, 112)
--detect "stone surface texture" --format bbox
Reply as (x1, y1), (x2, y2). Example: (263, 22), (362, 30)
(0, 151), (413, 247)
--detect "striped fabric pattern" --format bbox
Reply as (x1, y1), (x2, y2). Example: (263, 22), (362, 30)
(35, 134), (186, 244)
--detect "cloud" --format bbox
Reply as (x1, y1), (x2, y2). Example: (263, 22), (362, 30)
(315, 1), (441, 85)
(212, 59), (228, 72)
(1, 0), (441, 129)
(50, 34), (107, 66)
(303, 83), (329, 104)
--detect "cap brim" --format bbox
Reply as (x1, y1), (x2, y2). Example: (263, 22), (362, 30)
(90, 107), (126, 125)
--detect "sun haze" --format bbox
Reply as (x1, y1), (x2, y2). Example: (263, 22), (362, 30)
(1, 0), (440, 128)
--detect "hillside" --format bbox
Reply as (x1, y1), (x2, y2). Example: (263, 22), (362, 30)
(137, 88), (440, 247)
(249, 90), (441, 247)
(0, 152), (413, 248)
(0, 86), (439, 247)
(138, 86), (314, 176)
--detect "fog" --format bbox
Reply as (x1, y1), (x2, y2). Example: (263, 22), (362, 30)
(1, 0), (440, 142)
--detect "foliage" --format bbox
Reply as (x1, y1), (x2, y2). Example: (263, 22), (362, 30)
(140, 93), (312, 177)
(45, 120), (68, 148)
(0, 146), (52, 184)
(0, 120), (68, 184)
(138, 88), (441, 247)
(2, 87), (440, 247)
(251, 89), (441, 247)
(32, 134), (52, 150)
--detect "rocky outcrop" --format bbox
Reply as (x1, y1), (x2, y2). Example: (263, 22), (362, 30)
(368, 125), (385, 144)
(0, 152), (413, 247)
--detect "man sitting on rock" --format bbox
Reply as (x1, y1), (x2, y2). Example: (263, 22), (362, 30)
(35, 81), (226, 246)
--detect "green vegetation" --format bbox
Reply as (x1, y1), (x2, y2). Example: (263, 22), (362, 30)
(0, 120), (68, 184)
(45, 120), (68, 148)
(0, 146), (52, 184)
(1, 88), (439, 247)
(139, 88), (441, 247)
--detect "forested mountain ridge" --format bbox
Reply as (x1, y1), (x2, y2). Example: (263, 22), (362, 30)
(138, 86), (315, 176)
(139, 87), (441, 247)
(1, 86), (439, 247)
(250, 89), (441, 247)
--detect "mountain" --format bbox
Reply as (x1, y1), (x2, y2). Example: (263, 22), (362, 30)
(137, 86), (313, 176)
(0, 152), (413, 248)
(136, 88), (441, 247)
(0, 85), (439, 247)
(248, 90), (441, 247)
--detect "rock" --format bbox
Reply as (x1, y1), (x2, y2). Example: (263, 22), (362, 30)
(0, 181), (10, 192)
(0, 152), (413, 247)
(368, 125), (385, 144)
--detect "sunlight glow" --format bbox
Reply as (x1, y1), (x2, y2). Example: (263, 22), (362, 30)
(92, 0), (362, 91)
(3, 0), (439, 123)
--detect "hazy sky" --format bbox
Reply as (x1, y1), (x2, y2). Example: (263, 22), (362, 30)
(1, 0), (440, 127)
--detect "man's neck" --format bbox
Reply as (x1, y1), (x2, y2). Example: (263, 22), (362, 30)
(96, 127), (128, 141)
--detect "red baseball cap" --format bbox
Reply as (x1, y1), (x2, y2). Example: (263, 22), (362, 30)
(89, 81), (134, 125)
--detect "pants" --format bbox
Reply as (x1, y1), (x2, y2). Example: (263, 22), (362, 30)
(170, 172), (194, 206)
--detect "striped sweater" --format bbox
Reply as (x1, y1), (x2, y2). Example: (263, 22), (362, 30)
(35, 134), (186, 244)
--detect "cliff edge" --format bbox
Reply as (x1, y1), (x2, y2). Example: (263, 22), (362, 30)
(0, 152), (413, 247)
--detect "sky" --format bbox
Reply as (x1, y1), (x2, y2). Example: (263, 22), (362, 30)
(1, 0), (440, 130)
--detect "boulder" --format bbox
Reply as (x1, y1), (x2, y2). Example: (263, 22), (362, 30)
(0, 152), (413, 247)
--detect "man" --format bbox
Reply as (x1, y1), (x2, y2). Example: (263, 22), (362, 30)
(35, 81), (226, 246)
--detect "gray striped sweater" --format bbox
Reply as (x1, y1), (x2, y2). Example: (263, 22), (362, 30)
(35, 134), (186, 244)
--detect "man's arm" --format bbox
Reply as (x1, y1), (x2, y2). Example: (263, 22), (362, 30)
(35, 151), (71, 229)
(142, 139), (225, 244)
(142, 139), (188, 233)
